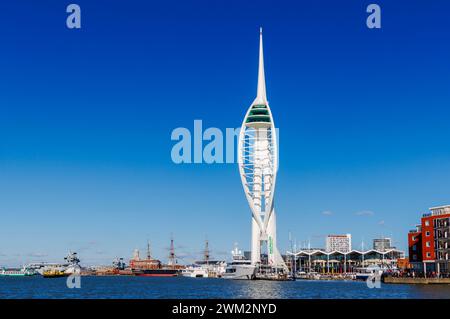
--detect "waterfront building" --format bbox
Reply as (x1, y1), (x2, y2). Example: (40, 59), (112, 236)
(407, 205), (450, 276)
(373, 238), (392, 252)
(326, 234), (352, 253)
(237, 29), (287, 272)
(286, 248), (404, 274)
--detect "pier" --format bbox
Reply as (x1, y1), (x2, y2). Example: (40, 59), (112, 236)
(383, 276), (450, 284)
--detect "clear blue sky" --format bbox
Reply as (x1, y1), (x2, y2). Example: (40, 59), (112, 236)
(1, 0), (450, 267)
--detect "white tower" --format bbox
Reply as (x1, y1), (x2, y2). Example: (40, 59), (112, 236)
(238, 29), (287, 271)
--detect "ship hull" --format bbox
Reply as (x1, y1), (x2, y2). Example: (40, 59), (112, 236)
(132, 269), (179, 277)
(222, 265), (256, 280)
(43, 274), (69, 278)
(134, 273), (178, 277)
(0, 270), (36, 277)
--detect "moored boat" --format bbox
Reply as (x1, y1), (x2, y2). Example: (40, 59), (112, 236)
(354, 265), (386, 281)
(42, 252), (82, 278)
(222, 244), (256, 280)
(0, 267), (36, 277)
(43, 269), (69, 278)
(130, 241), (181, 277)
(181, 265), (209, 278)
(133, 269), (179, 277)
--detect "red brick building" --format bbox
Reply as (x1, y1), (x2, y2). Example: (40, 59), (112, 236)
(408, 205), (450, 275)
(408, 227), (422, 262)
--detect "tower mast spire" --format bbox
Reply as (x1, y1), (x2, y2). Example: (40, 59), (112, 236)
(255, 27), (267, 105)
(238, 28), (288, 273)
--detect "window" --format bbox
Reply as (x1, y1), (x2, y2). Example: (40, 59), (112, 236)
(413, 254), (417, 261)
(425, 220), (430, 226)
(426, 242), (431, 247)
(412, 236), (416, 241)
(426, 231), (430, 236)
(412, 245), (417, 251)
(426, 252), (431, 258)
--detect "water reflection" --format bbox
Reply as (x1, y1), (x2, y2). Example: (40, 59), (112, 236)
(408, 284), (450, 299)
(233, 281), (285, 299)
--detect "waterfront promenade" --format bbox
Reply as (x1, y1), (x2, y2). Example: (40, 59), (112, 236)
(384, 276), (450, 285)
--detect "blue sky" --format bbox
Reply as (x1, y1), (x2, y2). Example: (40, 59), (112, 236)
(1, 0), (450, 266)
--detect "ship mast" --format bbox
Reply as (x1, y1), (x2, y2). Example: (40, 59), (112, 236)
(204, 239), (210, 265)
(146, 240), (151, 260)
(168, 235), (176, 267)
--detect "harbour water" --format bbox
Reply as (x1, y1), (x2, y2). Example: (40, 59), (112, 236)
(1, 276), (450, 299)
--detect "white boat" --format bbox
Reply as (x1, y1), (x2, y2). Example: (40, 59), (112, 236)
(222, 244), (256, 280)
(0, 267), (36, 277)
(181, 265), (209, 278)
(24, 251), (82, 276)
(64, 264), (81, 275)
(354, 264), (388, 280)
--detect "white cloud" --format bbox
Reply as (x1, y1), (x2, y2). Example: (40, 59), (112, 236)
(215, 250), (229, 256)
(355, 210), (374, 216)
(28, 252), (48, 258)
(321, 210), (333, 216)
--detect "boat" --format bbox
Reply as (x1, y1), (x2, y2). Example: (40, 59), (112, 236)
(0, 267), (36, 277)
(25, 262), (68, 275)
(130, 241), (180, 277)
(181, 265), (210, 278)
(180, 240), (226, 278)
(222, 244), (256, 280)
(43, 269), (69, 278)
(133, 269), (179, 277)
(354, 265), (385, 281)
(254, 272), (291, 281)
(42, 252), (82, 278)
(295, 271), (321, 280)
(63, 251), (81, 274)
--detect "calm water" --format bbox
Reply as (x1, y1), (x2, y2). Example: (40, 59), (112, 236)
(1, 276), (450, 299)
